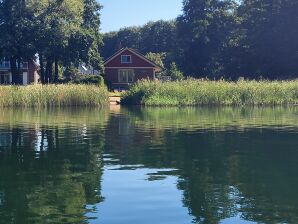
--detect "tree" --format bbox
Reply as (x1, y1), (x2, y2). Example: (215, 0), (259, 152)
(26, 0), (85, 83)
(101, 31), (118, 59)
(0, 0), (36, 84)
(168, 62), (184, 80)
(27, 0), (103, 83)
(140, 20), (178, 53)
(63, 0), (104, 81)
(177, 0), (237, 77)
(237, 0), (298, 78)
(101, 20), (178, 61)
(81, 0), (104, 72)
(145, 52), (166, 68)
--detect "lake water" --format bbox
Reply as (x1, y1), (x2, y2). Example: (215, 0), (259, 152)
(1, 106), (298, 224)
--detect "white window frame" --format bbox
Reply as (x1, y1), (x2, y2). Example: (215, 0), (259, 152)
(121, 55), (132, 64)
(118, 69), (135, 83)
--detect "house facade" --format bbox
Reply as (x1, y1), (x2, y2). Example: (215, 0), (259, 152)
(0, 60), (39, 85)
(104, 48), (162, 89)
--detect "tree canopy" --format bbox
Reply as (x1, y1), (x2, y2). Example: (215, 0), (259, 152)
(102, 0), (298, 79)
(1, 0), (298, 81)
(0, 0), (103, 83)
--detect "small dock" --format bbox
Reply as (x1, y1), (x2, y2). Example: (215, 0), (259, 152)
(109, 96), (121, 105)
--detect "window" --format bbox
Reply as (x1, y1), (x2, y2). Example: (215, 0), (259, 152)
(121, 55), (132, 64)
(119, 70), (127, 82)
(118, 69), (134, 83)
(4, 61), (10, 68)
(0, 74), (10, 84)
(0, 61), (10, 69)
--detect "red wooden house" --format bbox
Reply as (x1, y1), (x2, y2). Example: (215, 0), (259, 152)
(104, 48), (162, 89)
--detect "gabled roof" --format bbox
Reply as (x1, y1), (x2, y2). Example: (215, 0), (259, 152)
(104, 48), (163, 70)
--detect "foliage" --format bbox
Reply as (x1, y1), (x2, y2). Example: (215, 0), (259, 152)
(177, 0), (237, 76)
(236, 0), (298, 78)
(102, 0), (298, 79)
(101, 20), (177, 62)
(0, 0), (36, 83)
(0, 0), (103, 84)
(72, 75), (104, 86)
(1, 0), (298, 80)
(168, 62), (184, 81)
(63, 66), (81, 81)
(145, 52), (166, 68)
(121, 79), (298, 106)
(0, 84), (108, 107)
(0, 109), (106, 223)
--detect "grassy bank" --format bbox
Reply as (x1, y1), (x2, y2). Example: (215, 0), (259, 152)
(121, 79), (298, 106)
(0, 84), (109, 107)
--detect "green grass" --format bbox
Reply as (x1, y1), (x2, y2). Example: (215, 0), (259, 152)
(121, 79), (298, 106)
(0, 84), (109, 107)
(109, 91), (124, 97)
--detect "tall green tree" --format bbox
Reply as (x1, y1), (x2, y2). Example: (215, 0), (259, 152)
(28, 0), (85, 83)
(145, 52), (166, 68)
(140, 20), (178, 53)
(24, 0), (103, 83)
(177, 0), (237, 77)
(63, 0), (104, 81)
(101, 27), (141, 59)
(237, 0), (298, 78)
(81, 0), (103, 71)
(0, 0), (35, 83)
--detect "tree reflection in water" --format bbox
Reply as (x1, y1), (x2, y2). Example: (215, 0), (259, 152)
(1, 107), (298, 223)
(0, 108), (107, 224)
(105, 107), (298, 224)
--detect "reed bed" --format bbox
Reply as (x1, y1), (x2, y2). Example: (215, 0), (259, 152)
(0, 84), (109, 107)
(121, 79), (298, 106)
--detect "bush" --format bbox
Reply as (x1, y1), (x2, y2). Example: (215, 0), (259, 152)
(122, 78), (298, 106)
(72, 75), (104, 86)
(0, 84), (109, 107)
(168, 62), (184, 81)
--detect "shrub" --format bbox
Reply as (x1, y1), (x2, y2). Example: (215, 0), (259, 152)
(122, 79), (298, 106)
(168, 62), (184, 81)
(0, 84), (109, 107)
(72, 75), (104, 86)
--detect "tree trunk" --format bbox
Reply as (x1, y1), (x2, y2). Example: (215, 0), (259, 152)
(10, 57), (18, 84)
(54, 58), (59, 83)
(17, 59), (21, 85)
(48, 60), (53, 83)
(45, 59), (53, 84)
(39, 53), (45, 84)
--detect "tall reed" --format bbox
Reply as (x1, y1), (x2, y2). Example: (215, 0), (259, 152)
(0, 84), (109, 107)
(121, 79), (298, 106)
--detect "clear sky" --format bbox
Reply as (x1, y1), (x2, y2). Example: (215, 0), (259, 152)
(100, 0), (183, 33)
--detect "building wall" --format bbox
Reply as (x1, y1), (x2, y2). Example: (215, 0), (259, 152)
(105, 68), (154, 86)
(0, 60), (38, 85)
(28, 61), (39, 84)
(105, 49), (156, 68)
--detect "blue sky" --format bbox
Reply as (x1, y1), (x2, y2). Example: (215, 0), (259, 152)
(100, 0), (183, 33)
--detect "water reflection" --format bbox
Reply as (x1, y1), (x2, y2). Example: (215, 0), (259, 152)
(0, 108), (107, 224)
(0, 107), (298, 223)
(105, 107), (298, 224)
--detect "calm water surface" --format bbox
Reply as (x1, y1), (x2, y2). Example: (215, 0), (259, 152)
(1, 107), (298, 224)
